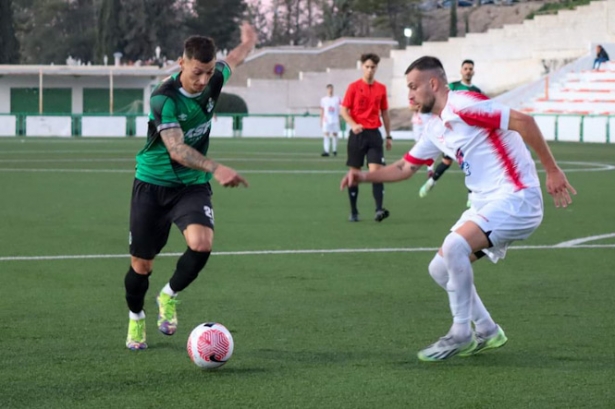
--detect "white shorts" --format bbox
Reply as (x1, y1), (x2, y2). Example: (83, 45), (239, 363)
(450, 187), (544, 263)
(322, 122), (340, 134)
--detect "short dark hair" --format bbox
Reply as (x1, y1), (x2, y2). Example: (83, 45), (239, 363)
(184, 35), (216, 63)
(404, 56), (444, 75)
(360, 53), (380, 65)
(461, 59), (474, 66)
(326, 84), (333, 88)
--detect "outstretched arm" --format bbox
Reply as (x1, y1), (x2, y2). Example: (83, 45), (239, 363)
(508, 109), (576, 207)
(224, 22), (258, 72)
(341, 159), (419, 190)
(160, 128), (248, 187)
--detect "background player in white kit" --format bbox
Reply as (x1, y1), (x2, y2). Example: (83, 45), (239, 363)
(320, 84), (342, 157)
(410, 103), (434, 177)
(341, 56), (576, 362)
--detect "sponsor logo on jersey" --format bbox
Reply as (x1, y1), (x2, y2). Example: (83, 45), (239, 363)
(184, 120), (212, 142)
(206, 98), (215, 113)
(178, 113), (188, 121)
(456, 148), (471, 176)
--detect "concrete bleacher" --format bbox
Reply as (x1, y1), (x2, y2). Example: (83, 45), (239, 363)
(521, 61), (615, 115)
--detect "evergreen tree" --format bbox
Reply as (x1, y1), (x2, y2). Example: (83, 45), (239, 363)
(0, 0), (20, 63)
(96, 0), (123, 63)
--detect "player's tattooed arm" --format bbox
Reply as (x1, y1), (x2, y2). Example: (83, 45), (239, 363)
(160, 127), (219, 173)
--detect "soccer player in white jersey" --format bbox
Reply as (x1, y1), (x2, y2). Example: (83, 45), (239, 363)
(320, 84), (342, 157)
(340, 56), (576, 362)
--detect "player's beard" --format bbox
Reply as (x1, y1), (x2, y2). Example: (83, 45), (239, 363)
(420, 95), (436, 113)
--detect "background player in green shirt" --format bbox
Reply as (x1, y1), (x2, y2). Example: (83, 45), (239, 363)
(419, 59), (482, 205)
(125, 22), (257, 350)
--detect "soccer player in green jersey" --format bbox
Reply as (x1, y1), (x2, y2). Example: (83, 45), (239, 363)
(125, 22), (257, 350)
(419, 59), (482, 205)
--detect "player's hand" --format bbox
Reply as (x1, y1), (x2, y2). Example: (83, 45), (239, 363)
(545, 167), (576, 208)
(340, 169), (364, 190)
(351, 124), (364, 134)
(385, 138), (392, 151)
(213, 165), (249, 188)
(240, 21), (258, 48)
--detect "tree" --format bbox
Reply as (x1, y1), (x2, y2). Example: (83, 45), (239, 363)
(13, 0), (97, 64)
(450, 0), (458, 38)
(0, 0), (20, 63)
(121, 0), (151, 62)
(319, 0), (357, 41)
(245, 0), (270, 45)
(96, 0), (123, 64)
(189, 0), (246, 53)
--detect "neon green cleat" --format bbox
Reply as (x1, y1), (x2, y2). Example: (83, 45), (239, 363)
(417, 335), (477, 362)
(157, 292), (179, 336)
(126, 318), (147, 350)
(419, 178), (436, 198)
(459, 325), (508, 357)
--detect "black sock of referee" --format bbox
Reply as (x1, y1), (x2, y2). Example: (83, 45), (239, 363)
(125, 267), (150, 314)
(348, 186), (359, 215)
(168, 248), (211, 293)
(432, 162), (451, 181)
(372, 183), (384, 211)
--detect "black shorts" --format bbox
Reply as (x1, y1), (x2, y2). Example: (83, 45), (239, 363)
(346, 129), (385, 168)
(129, 179), (214, 259)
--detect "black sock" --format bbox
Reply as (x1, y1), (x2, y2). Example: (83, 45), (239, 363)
(372, 183), (384, 211)
(169, 248), (211, 293)
(348, 186), (359, 215)
(125, 267), (150, 314)
(432, 162), (451, 181)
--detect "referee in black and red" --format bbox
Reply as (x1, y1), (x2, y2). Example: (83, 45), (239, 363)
(340, 53), (392, 222)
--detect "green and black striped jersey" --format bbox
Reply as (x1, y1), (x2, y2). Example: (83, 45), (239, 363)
(136, 61), (232, 187)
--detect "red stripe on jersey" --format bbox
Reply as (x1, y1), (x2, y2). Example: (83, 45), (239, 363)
(457, 91), (490, 101)
(404, 153), (434, 166)
(486, 129), (526, 191)
(457, 106), (501, 129)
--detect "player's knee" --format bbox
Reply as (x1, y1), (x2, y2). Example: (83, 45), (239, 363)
(186, 239), (212, 253)
(441, 232), (472, 265)
(131, 257), (153, 274)
(428, 254), (448, 288)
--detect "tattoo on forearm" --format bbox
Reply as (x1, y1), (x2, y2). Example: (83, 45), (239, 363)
(161, 128), (219, 173)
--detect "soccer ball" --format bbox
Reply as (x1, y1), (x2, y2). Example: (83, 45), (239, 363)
(187, 322), (234, 369)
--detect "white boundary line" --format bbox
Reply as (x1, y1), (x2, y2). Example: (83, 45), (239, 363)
(1, 243), (613, 262)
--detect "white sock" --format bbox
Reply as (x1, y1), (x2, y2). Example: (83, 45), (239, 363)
(162, 283), (177, 297)
(429, 252), (496, 337)
(332, 135), (338, 152)
(442, 232), (474, 340)
(472, 286), (496, 336)
(129, 311), (145, 320)
(429, 253), (496, 337)
(323, 136), (330, 153)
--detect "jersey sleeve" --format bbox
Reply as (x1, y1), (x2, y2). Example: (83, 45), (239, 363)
(342, 84), (355, 108)
(150, 94), (179, 133)
(403, 136), (440, 167)
(380, 85), (389, 110)
(215, 61), (232, 85)
(455, 95), (511, 130)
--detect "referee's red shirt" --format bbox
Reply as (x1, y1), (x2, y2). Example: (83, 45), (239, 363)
(342, 79), (388, 129)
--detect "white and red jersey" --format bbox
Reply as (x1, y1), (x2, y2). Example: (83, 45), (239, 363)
(411, 112), (431, 140)
(404, 91), (540, 199)
(320, 95), (342, 124)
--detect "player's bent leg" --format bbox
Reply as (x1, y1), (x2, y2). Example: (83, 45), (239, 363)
(125, 257), (153, 350)
(368, 163), (389, 222)
(157, 225), (213, 336)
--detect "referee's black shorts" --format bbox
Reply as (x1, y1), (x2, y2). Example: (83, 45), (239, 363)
(346, 128), (385, 168)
